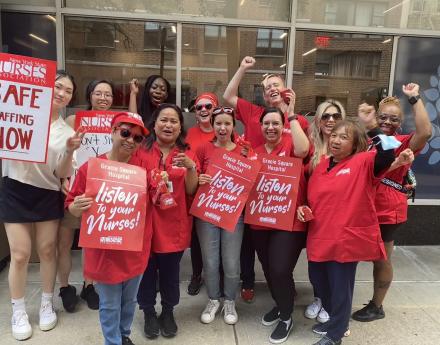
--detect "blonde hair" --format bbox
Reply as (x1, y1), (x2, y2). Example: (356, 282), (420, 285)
(261, 73), (285, 88)
(378, 96), (402, 116)
(309, 99), (346, 172)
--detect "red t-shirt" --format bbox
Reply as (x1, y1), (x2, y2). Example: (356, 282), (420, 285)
(307, 152), (386, 263)
(374, 134), (415, 224)
(135, 143), (199, 253)
(65, 154), (153, 284)
(196, 141), (243, 174)
(186, 126), (215, 153)
(235, 97), (309, 149)
(251, 135), (306, 232)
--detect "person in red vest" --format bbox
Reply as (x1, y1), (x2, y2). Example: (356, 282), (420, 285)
(352, 83), (432, 322)
(135, 103), (199, 340)
(66, 112), (151, 345)
(297, 106), (397, 345)
(251, 107), (309, 344)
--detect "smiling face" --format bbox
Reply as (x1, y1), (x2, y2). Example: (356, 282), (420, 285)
(154, 107), (181, 145)
(111, 123), (143, 157)
(319, 105), (343, 137)
(149, 77), (168, 107)
(262, 76), (285, 107)
(90, 82), (113, 110)
(52, 76), (74, 111)
(261, 111), (283, 145)
(195, 97), (214, 127)
(213, 113), (234, 145)
(377, 103), (402, 136)
(329, 125), (354, 161)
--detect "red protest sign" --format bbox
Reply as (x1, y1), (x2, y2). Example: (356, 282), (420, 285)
(79, 157), (147, 251)
(190, 149), (261, 232)
(74, 110), (119, 168)
(0, 53), (56, 162)
(245, 154), (302, 231)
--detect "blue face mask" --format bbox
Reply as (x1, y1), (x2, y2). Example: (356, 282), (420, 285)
(377, 134), (402, 150)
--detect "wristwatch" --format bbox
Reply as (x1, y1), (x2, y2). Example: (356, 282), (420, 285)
(287, 114), (298, 122)
(408, 94), (421, 105)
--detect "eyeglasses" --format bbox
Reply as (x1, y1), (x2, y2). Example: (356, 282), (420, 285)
(115, 127), (144, 144)
(321, 112), (342, 121)
(195, 103), (213, 111)
(377, 113), (401, 124)
(92, 91), (113, 99)
(212, 106), (234, 115)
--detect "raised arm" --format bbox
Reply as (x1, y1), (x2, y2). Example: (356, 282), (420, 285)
(223, 56), (256, 108)
(128, 78), (139, 113)
(402, 83), (432, 152)
(285, 89), (309, 157)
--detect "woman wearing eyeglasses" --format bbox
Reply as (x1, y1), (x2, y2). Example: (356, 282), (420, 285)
(58, 79), (116, 313)
(352, 83), (431, 323)
(304, 100), (346, 325)
(185, 92), (218, 296)
(194, 106), (245, 326)
(135, 103), (199, 340)
(66, 112), (152, 345)
(251, 105), (309, 344)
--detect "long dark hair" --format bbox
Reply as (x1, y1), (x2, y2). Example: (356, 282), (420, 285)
(138, 75), (172, 124)
(143, 103), (188, 151)
(55, 70), (76, 104)
(85, 79), (115, 110)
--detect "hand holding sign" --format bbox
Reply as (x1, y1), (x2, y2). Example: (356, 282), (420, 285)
(70, 193), (93, 217)
(198, 173), (212, 185)
(65, 126), (86, 154)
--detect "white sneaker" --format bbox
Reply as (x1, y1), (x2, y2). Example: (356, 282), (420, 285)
(11, 310), (32, 340)
(304, 297), (322, 319)
(223, 300), (238, 325)
(201, 299), (220, 324)
(317, 307), (330, 323)
(39, 302), (57, 331)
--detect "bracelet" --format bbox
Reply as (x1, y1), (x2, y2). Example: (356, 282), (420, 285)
(288, 114), (298, 122)
(408, 95), (421, 105)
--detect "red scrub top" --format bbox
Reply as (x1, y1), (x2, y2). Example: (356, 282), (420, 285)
(236, 97), (309, 149)
(136, 143), (198, 253)
(251, 135), (306, 232)
(196, 141), (243, 174)
(307, 151), (386, 263)
(186, 126), (215, 153)
(65, 155), (153, 284)
(374, 134), (415, 224)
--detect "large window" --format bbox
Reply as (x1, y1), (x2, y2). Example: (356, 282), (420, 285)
(64, 18), (176, 110)
(293, 31), (392, 117)
(256, 29), (287, 56)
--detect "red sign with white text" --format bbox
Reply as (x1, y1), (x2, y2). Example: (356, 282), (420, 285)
(190, 149), (261, 232)
(0, 53), (56, 162)
(245, 154), (302, 230)
(79, 158), (147, 251)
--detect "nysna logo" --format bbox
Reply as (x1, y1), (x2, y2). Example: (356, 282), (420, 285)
(336, 168), (350, 176)
(278, 151), (286, 157)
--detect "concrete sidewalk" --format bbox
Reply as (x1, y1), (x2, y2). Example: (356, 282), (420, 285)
(1, 246), (439, 345)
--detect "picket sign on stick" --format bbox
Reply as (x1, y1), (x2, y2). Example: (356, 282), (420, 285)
(245, 154), (302, 231)
(79, 158), (147, 251)
(190, 149), (261, 232)
(0, 53), (56, 162)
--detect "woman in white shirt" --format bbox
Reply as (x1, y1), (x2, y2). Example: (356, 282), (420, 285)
(0, 70), (83, 341)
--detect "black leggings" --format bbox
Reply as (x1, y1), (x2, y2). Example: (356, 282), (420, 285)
(252, 230), (306, 320)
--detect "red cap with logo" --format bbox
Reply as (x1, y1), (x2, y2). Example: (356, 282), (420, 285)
(111, 112), (149, 136)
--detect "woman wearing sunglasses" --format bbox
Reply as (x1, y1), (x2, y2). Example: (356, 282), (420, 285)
(194, 106), (245, 326)
(135, 103), (199, 340)
(66, 112), (151, 345)
(251, 107), (309, 344)
(352, 84), (431, 323)
(58, 79), (116, 313)
(185, 92), (218, 296)
(304, 100), (346, 325)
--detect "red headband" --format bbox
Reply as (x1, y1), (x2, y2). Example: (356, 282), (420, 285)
(195, 92), (219, 108)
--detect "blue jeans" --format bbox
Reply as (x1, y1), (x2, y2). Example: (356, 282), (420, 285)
(196, 215), (244, 300)
(95, 275), (142, 345)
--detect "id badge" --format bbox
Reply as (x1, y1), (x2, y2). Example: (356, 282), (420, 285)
(167, 181), (174, 193)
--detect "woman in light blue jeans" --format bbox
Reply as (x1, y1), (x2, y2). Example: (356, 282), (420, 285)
(194, 106), (245, 325)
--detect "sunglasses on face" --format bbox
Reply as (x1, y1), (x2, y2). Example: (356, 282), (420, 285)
(321, 112), (342, 121)
(212, 106), (234, 116)
(116, 127), (144, 144)
(377, 113), (401, 124)
(195, 103), (213, 111)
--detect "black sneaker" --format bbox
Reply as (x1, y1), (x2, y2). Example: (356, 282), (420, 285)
(269, 318), (293, 344)
(352, 300), (385, 322)
(59, 285), (78, 313)
(312, 322), (329, 336)
(144, 311), (160, 339)
(187, 275), (202, 296)
(262, 307), (280, 326)
(159, 310), (177, 338)
(122, 336), (135, 345)
(80, 282), (99, 310)
(312, 335), (342, 345)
